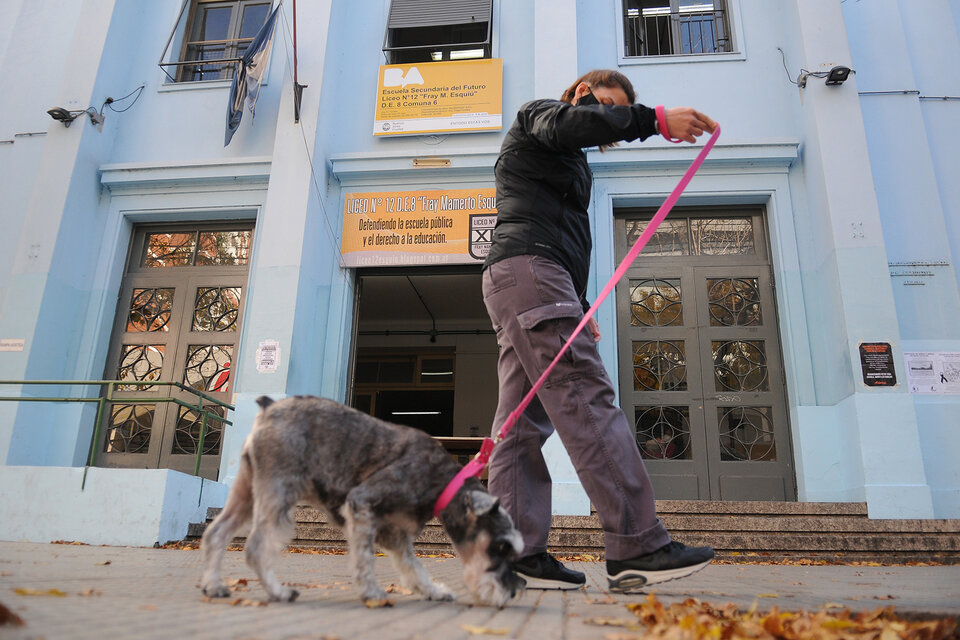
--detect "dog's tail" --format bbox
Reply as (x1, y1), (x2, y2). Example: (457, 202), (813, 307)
(256, 395), (275, 410)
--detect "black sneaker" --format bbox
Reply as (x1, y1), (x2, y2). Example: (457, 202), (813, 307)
(607, 541), (714, 593)
(512, 552), (586, 590)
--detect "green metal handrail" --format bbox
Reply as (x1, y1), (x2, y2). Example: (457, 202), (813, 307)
(0, 380), (234, 484)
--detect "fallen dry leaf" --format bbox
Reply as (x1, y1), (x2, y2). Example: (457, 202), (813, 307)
(14, 588), (67, 597)
(226, 578), (251, 592)
(232, 598), (268, 607)
(385, 584), (414, 595)
(200, 596), (268, 607)
(0, 601), (26, 627)
(286, 547), (348, 556)
(556, 553), (600, 562)
(285, 581), (343, 590)
(585, 595), (619, 605)
(460, 624), (511, 635)
(175, 541), (200, 550)
(613, 593), (959, 640)
(364, 598), (394, 608)
(582, 617), (644, 631)
(757, 593), (780, 598)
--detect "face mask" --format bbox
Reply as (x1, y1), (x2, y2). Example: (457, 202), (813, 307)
(577, 89), (600, 107)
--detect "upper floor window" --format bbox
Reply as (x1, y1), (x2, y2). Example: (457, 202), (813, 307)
(164, 0), (271, 82)
(623, 0), (731, 57)
(383, 0), (493, 64)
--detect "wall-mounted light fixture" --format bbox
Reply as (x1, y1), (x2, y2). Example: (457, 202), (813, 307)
(797, 65), (856, 89)
(46, 107), (104, 129)
(779, 49), (855, 90)
(824, 65), (853, 86)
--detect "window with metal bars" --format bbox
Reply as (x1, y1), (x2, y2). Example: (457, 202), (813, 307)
(623, 0), (732, 57)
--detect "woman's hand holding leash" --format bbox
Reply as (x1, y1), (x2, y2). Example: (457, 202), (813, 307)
(657, 106), (718, 143)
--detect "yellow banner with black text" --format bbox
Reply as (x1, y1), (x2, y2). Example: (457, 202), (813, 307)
(374, 59), (502, 136)
(340, 188), (497, 267)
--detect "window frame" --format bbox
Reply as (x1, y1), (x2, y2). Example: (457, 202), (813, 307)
(382, 0), (494, 65)
(159, 0), (274, 85)
(617, 0), (746, 66)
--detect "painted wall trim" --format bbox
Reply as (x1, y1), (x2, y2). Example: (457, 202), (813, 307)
(330, 149), (500, 185)
(589, 141), (800, 177)
(100, 157), (273, 192)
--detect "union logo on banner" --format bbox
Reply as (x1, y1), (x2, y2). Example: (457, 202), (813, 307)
(469, 214), (497, 260)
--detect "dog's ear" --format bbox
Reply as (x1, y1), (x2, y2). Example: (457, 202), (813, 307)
(256, 396), (275, 410)
(466, 490), (500, 517)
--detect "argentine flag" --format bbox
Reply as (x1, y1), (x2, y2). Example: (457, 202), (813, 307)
(225, 4), (280, 146)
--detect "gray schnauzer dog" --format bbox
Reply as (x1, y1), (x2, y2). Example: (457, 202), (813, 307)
(200, 395), (525, 607)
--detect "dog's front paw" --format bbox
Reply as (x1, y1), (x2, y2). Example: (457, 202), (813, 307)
(268, 587), (299, 603)
(202, 583), (231, 598)
(361, 586), (389, 605)
(425, 582), (455, 602)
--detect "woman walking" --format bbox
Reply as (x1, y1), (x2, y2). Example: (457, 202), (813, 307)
(483, 69), (717, 592)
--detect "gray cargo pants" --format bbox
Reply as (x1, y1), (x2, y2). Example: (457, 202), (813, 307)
(482, 255), (671, 561)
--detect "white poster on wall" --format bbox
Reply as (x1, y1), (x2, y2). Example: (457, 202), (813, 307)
(904, 352), (960, 394)
(256, 340), (280, 373)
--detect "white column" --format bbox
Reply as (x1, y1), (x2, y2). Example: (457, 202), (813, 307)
(793, 0), (933, 518)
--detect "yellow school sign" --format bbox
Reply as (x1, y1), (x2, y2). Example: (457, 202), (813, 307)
(374, 59), (503, 136)
(341, 188), (497, 267)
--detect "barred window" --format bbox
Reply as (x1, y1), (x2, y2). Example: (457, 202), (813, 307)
(623, 0), (732, 57)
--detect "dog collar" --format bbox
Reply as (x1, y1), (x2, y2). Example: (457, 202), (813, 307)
(433, 437), (496, 518)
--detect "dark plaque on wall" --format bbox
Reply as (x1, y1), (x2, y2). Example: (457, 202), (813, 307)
(859, 342), (897, 387)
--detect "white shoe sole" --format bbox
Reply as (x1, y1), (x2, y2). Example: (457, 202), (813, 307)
(518, 575), (585, 590)
(607, 559), (712, 593)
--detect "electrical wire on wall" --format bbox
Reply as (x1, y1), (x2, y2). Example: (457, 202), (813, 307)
(777, 47), (855, 88)
(275, 4), (351, 288)
(101, 84), (146, 116)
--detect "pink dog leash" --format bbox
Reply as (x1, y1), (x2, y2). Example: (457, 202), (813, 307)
(433, 120), (721, 518)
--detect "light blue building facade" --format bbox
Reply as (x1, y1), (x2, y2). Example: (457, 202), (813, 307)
(0, 0), (957, 543)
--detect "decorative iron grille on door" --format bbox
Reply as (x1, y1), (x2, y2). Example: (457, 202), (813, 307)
(100, 224), (253, 479)
(614, 209), (796, 500)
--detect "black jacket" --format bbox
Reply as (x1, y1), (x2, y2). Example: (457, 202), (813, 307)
(485, 99), (659, 309)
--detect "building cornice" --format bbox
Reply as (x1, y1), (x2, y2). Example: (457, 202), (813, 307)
(329, 149), (500, 187)
(328, 140), (800, 187)
(100, 156), (272, 192)
(588, 139), (800, 178)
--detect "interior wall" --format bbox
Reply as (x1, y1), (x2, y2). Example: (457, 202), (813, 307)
(353, 333), (498, 438)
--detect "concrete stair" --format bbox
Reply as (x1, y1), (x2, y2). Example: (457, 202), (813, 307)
(187, 500), (960, 564)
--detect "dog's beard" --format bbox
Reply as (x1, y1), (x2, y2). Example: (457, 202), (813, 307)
(458, 529), (525, 607)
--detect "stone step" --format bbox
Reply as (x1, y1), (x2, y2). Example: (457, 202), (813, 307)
(187, 501), (960, 564)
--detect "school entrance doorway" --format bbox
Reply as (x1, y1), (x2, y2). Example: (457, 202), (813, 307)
(350, 266), (499, 462)
(614, 207), (796, 500)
